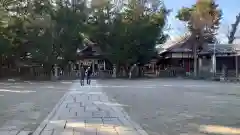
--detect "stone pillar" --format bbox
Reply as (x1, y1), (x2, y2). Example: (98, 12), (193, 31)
(103, 60), (106, 70)
(211, 54), (216, 76)
(52, 64), (59, 80)
(199, 58), (202, 68)
(78, 61), (81, 71)
(199, 58), (202, 73)
(92, 60), (95, 73)
(54, 65), (58, 77)
(112, 64), (116, 78)
(152, 63), (155, 73)
(70, 63), (74, 72)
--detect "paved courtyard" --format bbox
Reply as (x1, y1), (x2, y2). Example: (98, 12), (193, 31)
(0, 81), (73, 134)
(33, 80), (147, 135)
(98, 79), (240, 135)
(1, 79), (240, 135)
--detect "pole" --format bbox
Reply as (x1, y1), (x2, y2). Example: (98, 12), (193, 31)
(92, 60), (95, 73)
(236, 54), (238, 78)
(212, 42), (216, 77)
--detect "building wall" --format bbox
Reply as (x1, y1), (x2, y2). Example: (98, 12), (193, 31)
(216, 57), (237, 70)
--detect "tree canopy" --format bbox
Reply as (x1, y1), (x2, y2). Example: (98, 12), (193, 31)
(0, 0), (169, 74)
(86, 0), (169, 67)
(176, 0), (222, 44)
(176, 0), (222, 77)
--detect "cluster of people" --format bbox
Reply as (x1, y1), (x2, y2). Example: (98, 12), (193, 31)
(79, 65), (92, 86)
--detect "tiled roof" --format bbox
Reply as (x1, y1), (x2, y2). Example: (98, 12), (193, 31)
(157, 33), (192, 54)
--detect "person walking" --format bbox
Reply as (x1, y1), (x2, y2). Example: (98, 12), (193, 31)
(86, 66), (92, 85)
(80, 65), (85, 86)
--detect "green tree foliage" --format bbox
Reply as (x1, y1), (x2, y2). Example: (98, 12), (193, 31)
(1, 0), (88, 71)
(0, 0), (15, 61)
(86, 0), (169, 69)
(0, 0), (169, 75)
(176, 0), (222, 77)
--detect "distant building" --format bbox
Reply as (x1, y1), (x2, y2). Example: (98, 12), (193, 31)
(157, 33), (240, 79)
(76, 35), (112, 76)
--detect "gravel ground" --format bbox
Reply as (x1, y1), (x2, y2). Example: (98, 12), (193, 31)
(98, 79), (240, 135)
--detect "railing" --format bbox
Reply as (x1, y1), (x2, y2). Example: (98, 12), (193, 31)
(0, 66), (115, 80)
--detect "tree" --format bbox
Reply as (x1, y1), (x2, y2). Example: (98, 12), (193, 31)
(13, 0), (87, 71)
(0, 8), (10, 57)
(85, 0), (169, 76)
(176, 0), (222, 76)
(50, 0), (87, 66)
(177, 0), (221, 43)
(7, 0), (56, 70)
(0, 0), (169, 78)
(0, 0), (18, 67)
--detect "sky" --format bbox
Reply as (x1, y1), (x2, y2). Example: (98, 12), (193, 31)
(164, 0), (240, 43)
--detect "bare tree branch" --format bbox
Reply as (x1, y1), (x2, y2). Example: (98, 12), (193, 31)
(228, 12), (240, 44)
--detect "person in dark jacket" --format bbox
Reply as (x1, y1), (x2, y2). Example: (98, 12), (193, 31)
(80, 65), (85, 86)
(86, 66), (92, 85)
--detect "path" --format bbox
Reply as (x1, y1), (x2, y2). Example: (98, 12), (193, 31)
(33, 80), (148, 135)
